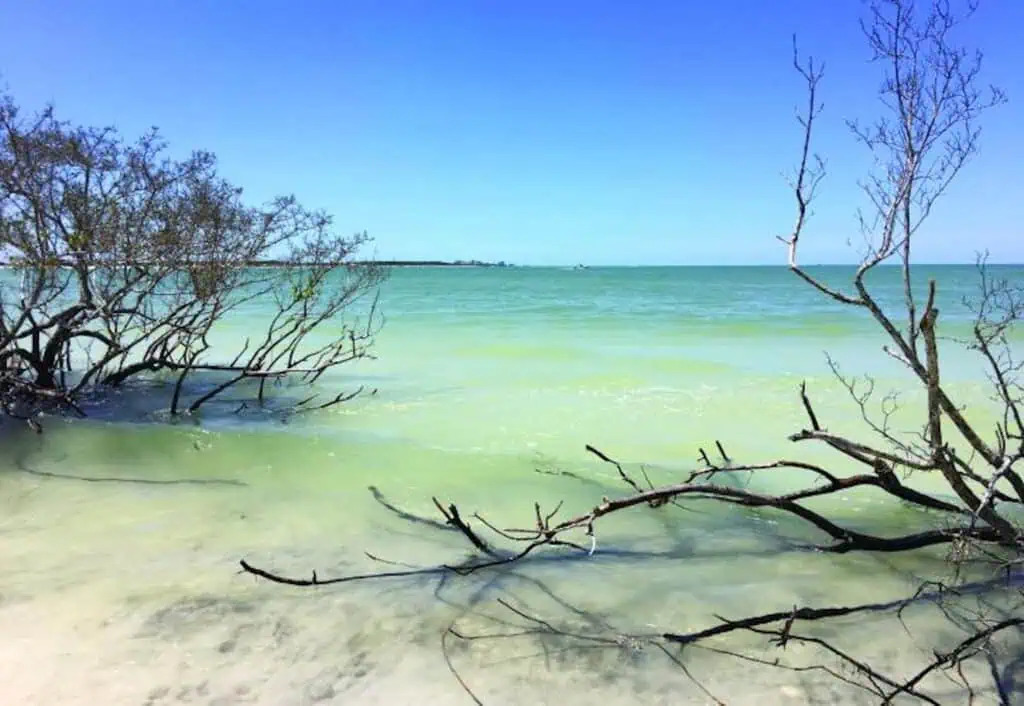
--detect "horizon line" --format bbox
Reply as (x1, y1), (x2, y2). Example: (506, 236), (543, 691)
(370, 261), (1023, 268)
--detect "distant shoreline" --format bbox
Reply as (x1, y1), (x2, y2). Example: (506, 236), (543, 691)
(247, 259), (515, 268)
(331, 260), (512, 268)
(0, 259), (515, 269)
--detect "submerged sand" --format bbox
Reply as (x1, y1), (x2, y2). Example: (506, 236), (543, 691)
(2, 420), (1018, 706)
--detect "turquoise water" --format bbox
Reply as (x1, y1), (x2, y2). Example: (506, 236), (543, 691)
(1, 264), (1021, 704)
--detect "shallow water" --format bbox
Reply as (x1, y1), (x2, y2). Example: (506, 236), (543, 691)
(1, 265), (1022, 705)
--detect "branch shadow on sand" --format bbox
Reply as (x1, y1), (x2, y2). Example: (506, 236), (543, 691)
(236, 484), (1024, 705)
(0, 420), (249, 488)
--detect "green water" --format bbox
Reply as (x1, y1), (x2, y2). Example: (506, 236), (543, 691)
(1, 265), (1021, 705)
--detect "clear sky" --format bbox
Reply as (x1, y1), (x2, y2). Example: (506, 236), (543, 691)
(1, 0), (1021, 265)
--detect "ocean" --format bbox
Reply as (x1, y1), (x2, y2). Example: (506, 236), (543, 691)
(1, 264), (1021, 705)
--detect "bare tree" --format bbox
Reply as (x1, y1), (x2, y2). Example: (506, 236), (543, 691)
(240, 0), (1021, 702)
(0, 89), (385, 425)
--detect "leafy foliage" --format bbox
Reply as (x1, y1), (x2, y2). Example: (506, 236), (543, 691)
(0, 90), (385, 421)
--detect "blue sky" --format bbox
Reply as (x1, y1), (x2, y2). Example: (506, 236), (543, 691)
(1, 0), (1021, 265)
